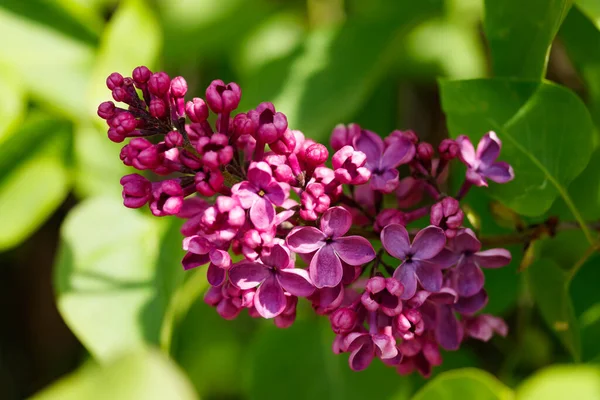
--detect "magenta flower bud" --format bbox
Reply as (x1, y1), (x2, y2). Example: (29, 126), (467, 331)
(273, 164), (294, 184)
(205, 79), (241, 114)
(374, 209), (406, 232)
(149, 98), (167, 118)
(305, 143), (329, 167)
(330, 308), (357, 334)
(430, 197), (464, 238)
(165, 131), (183, 148)
(393, 309), (424, 340)
(170, 76), (187, 98)
(361, 276), (404, 316)
(107, 128), (125, 143)
(106, 72), (124, 90)
(330, 123), (360, 151)
(185, 98), (209, 123)
(120, 138), (161, 170)
(248, 102), (288, 144)
(97, 101), (116, 119)
(417, 142), (434, 161)
(149, 179), (184, 216)
(299, 182), (330, 221)
(148, 72), (171, 97)
(132, 66), (152, 85)
(196, 133), (234, 169)
(109, 112), (137, 135)
(179, 149), (202, 170)
(270, 129), (296, 156)
(112, 87), (130, 103)
(120, 174), (151, 208)
(332, 146), (371, 185)
(438, 139), (459, 160)
(386, 129), (418, 145)
(233, 112), (257, 137)
(195, 168), (224, 197)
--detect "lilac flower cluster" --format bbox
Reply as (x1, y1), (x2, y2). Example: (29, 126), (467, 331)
(99, 67), (515, 377)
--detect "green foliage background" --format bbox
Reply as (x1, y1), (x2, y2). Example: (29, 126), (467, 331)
(1, 0), (600, 399)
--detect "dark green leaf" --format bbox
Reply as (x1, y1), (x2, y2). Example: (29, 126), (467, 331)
(412, 368), (513, 400)
(484, 0), (571, 79)
(527, 258), (581, 360)
(440, 79), (594, 220)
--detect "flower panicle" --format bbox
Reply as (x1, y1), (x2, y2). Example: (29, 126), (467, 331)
(99, 66), (515, 377)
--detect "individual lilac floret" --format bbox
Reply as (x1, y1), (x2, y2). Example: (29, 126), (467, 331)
(343, 330), (399, 371)
(286, 207), (375, 288)
(430, 197), (464, 238)
(120, 174), (151, 208)
(205, 79), (241, 114)
(463, 314), (508, 342)
(228, 244), (314, 318)
(381, 224), (449, 299)
(232, 162), (288, 231)
(447, 228), (511, 297)
(331, 146), (371, 185)
(353, 129), (415, 193)
(456, 132), (514, 187)
(361, 277), (404, 316)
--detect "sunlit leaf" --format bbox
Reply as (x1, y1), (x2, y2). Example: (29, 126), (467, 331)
(412, 368), (513, 400)
(517, 365), (600, 399)
(0, 67), (26, 144)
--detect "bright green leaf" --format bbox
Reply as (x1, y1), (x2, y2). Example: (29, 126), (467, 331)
(31, 349), (198, 400)
(0, 115), (72, 251)
(527, 258), (581, 360)
(484, 0), (571, 79)
(54, 198), (186, 361)
(88, 0), (161, 118)
(0, 8), (94, 119)
(440, 79), (594, 223)
(412, 368), (514, 400)
(0, 67), (26, 144)
(517, 365), (600, 399)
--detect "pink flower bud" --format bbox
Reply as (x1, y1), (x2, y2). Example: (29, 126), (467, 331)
(304, 143), (329, 167)
(132, 66), (152, 85)
(417, 142), (434, 161)
(170, 76), (187, 98)
(330, 308), (357, 334)
(438, 139), (459, 160)
(165, 131), (183, 148)
(120, 174), (151, 208)
(97, 101), (115, 119)
(205, 79), (241, 114)
(148, 72), (171, 97)
(106, 72), (124, 90)
(149, 98), (167, 118)
(185, 98), (209, 123)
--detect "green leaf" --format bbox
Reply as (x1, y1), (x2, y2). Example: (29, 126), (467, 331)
(88, 0), (161, 118)
(0, 8), (94, 119)
(241, 0), (443, 141)
(439, 79), (594, 226)
(247, 320), (411, 400)
(483, 0), (571, 79)
(577, 0), (600, 29)
(517, 365), (600, 399)
(30, 349), (198, 400)
(54, 198), (187, 361)
(412, 368), (514, 400)
(0, 67), (26, 144)
(527, 258), (581, 360)
(0, 114), (72, 251)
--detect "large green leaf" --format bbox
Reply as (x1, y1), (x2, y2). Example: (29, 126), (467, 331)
(0, 67), (25, 144)
(527, 258), (581, 360)
(517, 365), (600, 399)
(484, 0), (571, 79)
(577, 0), (600, 28)
(247, 320), (411, 400)
(31, 350), (197, 400)
(440, 79), (594, 225)
(240, 0), (443, 141)
(412, 368), (514, 400)
(88, 0), (161, 119)
(0, 115), (72, 251)
(54, 198), (187, 361)
(0, 8), (94, 119)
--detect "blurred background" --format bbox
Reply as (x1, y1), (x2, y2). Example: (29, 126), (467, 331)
(1, 0), (600, 399)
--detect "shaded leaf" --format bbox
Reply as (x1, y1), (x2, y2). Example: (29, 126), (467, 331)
(527, 258), (581, 360)
(484, 0), (571, 79)
(440, 79), (594, 219)
(412, 368), (514, 400)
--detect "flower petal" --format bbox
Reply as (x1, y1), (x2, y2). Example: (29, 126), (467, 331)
(320, 206), (352, 238)
(476, 131), (501, 168)
(454, 289), (488, 315)
(309, 244), (343, 288)
(332, 236), (376, 266)
(452, 228), (481, 254)
(353, 129), (384, 168)
(348, 338), (375, 371)
(411, 226), (446, 260)
(474, 248), (512, 268)
(455, 261), (485, 297)
(371, 169), (399, 193)
(456, 135), (476, 167)
(286, 226), (326, 253)
(207, 263), (226, 286)
(182, 252), (210, 270)
(381, 136), (415, 169)
(381, 224), (410, 260)
(250, 196), (275, 231)
(231, 181), (258, 209)
(261, 243), (291, 269)
(372, 334), (399, 359)
(265, 180), (286, 206)
(254, 275), (286, 318)
(277, 269), (315, 297)
(435, 304), (463, 351)
(415, 261), (443, 293)
(247, 161), (273, 189)
(393, 262), (418, 300)
(229, 262), (269, 290)
(483, 162), (514, 184)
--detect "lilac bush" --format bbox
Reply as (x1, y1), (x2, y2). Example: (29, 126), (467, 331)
(98, 67), (515, 377)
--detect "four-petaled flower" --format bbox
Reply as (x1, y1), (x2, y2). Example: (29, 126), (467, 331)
(381, 224), (449, 299)
(286, 207), (376, 288)
(456, 132), (514, 187)
(229, 244), (315, 318)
